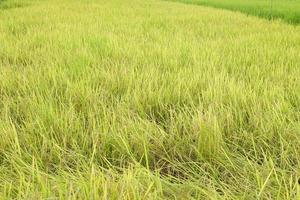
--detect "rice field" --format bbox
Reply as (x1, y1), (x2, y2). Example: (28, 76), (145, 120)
(171, 0), (300, 24)
(0, 0), (300, 199)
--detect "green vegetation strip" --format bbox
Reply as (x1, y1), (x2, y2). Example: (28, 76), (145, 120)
(169, 0), (300, 24)
(0, 0), (27, 10)
(0, 0), (300, 199)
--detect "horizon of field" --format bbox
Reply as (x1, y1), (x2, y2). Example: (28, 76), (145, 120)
(0, 0), (300, 199)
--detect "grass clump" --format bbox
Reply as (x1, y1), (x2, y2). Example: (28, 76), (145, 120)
(0, 0), (300, 199)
